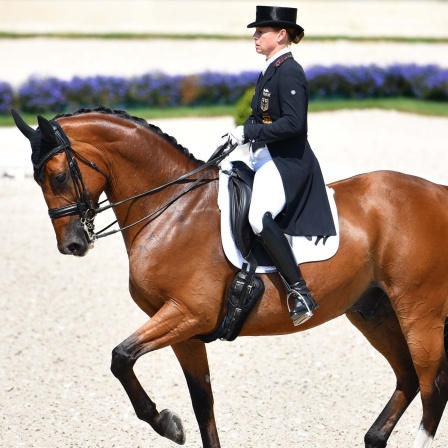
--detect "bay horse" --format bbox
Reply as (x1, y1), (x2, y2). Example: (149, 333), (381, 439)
(12, 107), (448, 448)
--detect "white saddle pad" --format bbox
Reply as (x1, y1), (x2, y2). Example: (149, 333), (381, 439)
(218, 162), (340, 273)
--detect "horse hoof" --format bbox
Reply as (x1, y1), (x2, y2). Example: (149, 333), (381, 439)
(158, 409), (186, 445)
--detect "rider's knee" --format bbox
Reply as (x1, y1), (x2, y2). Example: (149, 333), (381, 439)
(248, 207), (264, 235)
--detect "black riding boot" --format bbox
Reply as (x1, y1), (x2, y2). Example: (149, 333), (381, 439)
(258, 212), (318, 326)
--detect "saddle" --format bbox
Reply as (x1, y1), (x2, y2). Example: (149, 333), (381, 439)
(227, 160), (254, 260)
(200, 160), (265, 343)
(199, 158), (339, 342)
(226, 160), (275, 266)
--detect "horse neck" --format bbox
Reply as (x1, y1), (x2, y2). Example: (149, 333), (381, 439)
(63, 114), (202, 202)
(68, 115), (217, 246)
(104, 126), (201, 202)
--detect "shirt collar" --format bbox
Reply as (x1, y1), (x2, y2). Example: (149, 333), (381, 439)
(262, 47), (291, 75)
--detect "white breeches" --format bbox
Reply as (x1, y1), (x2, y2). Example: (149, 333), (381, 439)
(248, 146), (286, 235)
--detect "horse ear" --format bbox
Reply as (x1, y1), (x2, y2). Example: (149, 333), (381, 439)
(37, 115), (58, 145)
(11, 109), (35, 140)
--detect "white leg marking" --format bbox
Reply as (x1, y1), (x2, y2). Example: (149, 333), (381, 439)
(412, 424), (434, 448)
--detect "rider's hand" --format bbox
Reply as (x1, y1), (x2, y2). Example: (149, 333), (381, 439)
(228, 126), (245, 146)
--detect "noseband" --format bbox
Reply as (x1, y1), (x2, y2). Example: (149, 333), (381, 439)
(46, 148), (99, 221)
(43, 126), (237, 245)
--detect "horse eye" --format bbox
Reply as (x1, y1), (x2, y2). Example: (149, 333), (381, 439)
(54, 172), (68, 184)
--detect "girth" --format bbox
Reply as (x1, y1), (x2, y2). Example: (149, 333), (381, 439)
(199, 261), (264, 343)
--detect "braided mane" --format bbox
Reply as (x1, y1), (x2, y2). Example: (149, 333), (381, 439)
(53, 106), (201, 162)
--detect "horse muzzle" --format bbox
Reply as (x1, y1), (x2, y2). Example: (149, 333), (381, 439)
(57, 220), (91, 257)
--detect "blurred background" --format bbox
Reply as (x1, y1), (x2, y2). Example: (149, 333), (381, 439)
(0, 0), (447, 180)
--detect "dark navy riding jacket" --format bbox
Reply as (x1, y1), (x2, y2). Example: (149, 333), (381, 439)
(243, 52), (336, 237)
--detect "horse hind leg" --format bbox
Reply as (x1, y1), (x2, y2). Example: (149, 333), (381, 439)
(406, 315), (448, 448)
(346, 287), (420, 448)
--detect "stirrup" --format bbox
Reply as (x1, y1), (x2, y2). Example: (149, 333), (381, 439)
(286, 289), (313, 326)
(277, 273), (315, 326)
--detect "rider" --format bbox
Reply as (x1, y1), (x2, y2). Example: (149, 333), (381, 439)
(227, 5), (336, 325)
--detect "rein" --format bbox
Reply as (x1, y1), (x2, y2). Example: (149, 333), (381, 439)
(46, 131), (237, 244)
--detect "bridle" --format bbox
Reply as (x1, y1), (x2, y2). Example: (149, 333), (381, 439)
(44, 127), (237, 245)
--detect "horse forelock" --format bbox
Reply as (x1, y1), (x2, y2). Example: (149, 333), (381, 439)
(53, 106), (203, 163)
(31, 120), (70, 183)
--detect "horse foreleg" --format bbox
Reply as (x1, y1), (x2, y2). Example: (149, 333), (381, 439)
(171, 339), (221, 448)
(110, 302), (204, 445)
(346, 296), (419, 448)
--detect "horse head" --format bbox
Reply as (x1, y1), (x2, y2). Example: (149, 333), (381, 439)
(11, 109), (108, 257)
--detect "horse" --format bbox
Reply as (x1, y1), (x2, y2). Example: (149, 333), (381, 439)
(11, 106), (448, 448)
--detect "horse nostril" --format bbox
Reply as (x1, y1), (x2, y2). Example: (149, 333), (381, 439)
(62, 239), (89, 257)
(67, 243), (79, 253)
